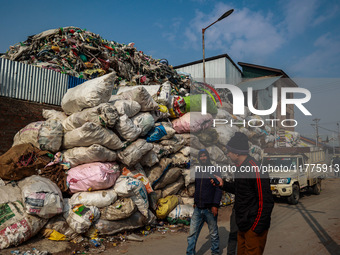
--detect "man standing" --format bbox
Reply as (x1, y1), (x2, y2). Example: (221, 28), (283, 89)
(187, 149), (222, 255)
(213, 132), (274, 255)
(332, 155), (340, 177)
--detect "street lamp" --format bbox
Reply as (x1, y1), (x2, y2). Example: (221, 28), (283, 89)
(202, 9), (234, 83)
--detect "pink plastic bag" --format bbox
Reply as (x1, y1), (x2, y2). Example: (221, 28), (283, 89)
(172, 112), (213, 133)
(67, 162), (120, 193)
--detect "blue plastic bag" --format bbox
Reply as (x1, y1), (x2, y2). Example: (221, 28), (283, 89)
(146, 125), (167, 142)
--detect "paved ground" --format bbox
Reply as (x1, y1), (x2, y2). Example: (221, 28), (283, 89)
(1, 178), (339, 255)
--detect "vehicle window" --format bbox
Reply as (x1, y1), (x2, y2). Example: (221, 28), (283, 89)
(262, 157), (297, 169)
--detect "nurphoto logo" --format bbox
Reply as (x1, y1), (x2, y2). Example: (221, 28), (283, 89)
(201, 84), (312, 128)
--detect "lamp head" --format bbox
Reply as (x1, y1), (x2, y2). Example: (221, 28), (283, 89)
(218, 9), (234, 21)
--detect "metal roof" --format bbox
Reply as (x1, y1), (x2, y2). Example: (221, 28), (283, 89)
(236, 76), (282, 92)
(173, 53), (242, 74)
(238, 62), (289, 77)
(238, 62), (298, 87)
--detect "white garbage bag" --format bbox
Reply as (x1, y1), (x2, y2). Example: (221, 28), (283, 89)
(115, 114), (142, 142)
(99, 197), (137, 221)
(182, 168), (196, 187)
(168, 204), (194, 219)
(69, 189), (118, 208)
(118, 139), (153, 166)
(62, 103), (119, 132)
(161, 176), (185, 198)
(139, 149), (159, 167)
(215, 125), (239, 146)
(153, 167), (182, 190)
(66, 204), (100, 234)
(131, 112), (155, 136)
(63, 144), (117, 168)
(118, 87), (159, 111)
(95, 210), (156, 235)
(0, 201), (48, 249)
(147, 158), (173, 185)
(12, 121), (43, 149)
(206, 146), (228, 162)
(61, 72), (116, 115)
(159, 134), (186, 154)
(109, 99), (141, 117)
(156, 81), (171, 105)
(122, 165), (154, 194)
(0, 183), (22, 204)
(20, 175), (63, 219)
(38, 119), (63, 153)
(42, 109), (67, 122)
(114, 176), (149, 217)
(63, 122), (124, 150)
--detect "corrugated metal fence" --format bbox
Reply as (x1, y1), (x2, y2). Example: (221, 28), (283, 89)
(0, 58), (86, 105)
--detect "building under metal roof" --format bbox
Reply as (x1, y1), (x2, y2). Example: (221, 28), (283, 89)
(174, 53), (242, 85)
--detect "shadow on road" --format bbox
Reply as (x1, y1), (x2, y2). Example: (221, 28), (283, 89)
(196, 226), (229, 255)
(279, 202), (340, 254)
(296, 203), (340, 255)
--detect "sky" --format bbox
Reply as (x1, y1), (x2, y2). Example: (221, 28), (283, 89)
(0, 0), (339, 140)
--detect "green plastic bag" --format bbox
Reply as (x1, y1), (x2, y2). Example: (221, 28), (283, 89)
(184, 94), (217, 115)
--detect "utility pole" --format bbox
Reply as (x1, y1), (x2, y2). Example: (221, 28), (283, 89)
(332, 132), (335, 154)
(312, 118), (320, 148)
(337, 123), (340, 153)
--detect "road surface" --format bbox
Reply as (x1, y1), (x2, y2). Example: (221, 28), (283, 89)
(2, 178), (340, 255)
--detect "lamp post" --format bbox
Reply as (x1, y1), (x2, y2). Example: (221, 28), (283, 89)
(202, 9), (234, 83)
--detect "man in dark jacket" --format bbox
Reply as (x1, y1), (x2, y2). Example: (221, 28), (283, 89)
(213, 132), (274, 255)
(187, 149), (222, 255)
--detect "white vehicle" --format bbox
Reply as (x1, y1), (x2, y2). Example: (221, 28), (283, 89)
(262, 148), (325, 204)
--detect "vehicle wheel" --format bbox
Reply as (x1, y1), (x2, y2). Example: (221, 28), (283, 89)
(312, 181), (321, 195)
(287, 184), (300, 205)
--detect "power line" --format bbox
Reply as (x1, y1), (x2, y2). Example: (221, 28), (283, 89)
(318, 125), (337, 133)
(319, 121), (340, 125)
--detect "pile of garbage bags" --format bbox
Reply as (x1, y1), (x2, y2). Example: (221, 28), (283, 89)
(1, 26), (191, 90)
(0, 52), (295, 249)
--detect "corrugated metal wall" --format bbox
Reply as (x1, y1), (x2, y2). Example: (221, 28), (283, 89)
(0, 58), (85, 105)
(175, 57), (242, 85)
(225, 58), (242, 85)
